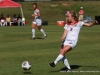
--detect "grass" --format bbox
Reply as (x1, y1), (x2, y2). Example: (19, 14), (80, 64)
(0, 25), (100, 75)
(0, 1), (100, 75)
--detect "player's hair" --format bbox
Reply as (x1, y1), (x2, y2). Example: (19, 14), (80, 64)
(70, 12), (78, 21)
(32, 3), (37, 7)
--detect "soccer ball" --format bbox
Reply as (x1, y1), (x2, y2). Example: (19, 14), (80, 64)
(22, 61), (31, 70)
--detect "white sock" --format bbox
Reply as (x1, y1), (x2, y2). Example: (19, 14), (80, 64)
(62, 57), (71, 69)
(54, 54), (64, 65)
(40, 29), (46, 37)
(32, 29), (35, 38)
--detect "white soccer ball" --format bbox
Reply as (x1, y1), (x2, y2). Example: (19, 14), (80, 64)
(22, 61), (31, 70)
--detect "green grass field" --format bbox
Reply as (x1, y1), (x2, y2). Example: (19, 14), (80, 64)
(0, 25), (100, 75)
(0, 1), (100, 75)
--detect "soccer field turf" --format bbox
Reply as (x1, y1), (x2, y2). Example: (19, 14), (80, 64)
(0, 25), (100, 75)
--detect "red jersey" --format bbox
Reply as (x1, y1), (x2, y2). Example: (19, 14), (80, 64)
(79, 9), (84, 15)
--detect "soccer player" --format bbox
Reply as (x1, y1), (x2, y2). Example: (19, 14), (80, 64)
(78, 7), (84, 21)
(49, 12), (98, 72)
(31, 3), (47, 40)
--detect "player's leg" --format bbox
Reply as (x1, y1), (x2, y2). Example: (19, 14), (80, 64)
(49, 45), (71, 67)
(37, 26), (47, 38)
(36, 19), (47, 38)
(60, 41), (76, 71)
(31, 22), (36, 39)
(79, 15), (83, 21)
(61, 56), (71, 71)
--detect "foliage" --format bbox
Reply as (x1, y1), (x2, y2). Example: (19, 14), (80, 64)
(0, 1), (100, 25)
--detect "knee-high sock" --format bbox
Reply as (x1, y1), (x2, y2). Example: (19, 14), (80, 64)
(54, 54), (64, 65)
(40, 29), (46, 37)
(32, 29), (35, 38)
(62, 57), (71, 69)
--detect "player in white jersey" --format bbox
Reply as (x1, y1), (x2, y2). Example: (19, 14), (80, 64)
(49, 12), (98, 72)
(31, 3), (47, 40)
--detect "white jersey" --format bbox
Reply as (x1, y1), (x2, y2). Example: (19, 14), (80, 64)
(64, 21), (84, 41)
(34, 8), (41, 19)
(33, 8), (42, 26)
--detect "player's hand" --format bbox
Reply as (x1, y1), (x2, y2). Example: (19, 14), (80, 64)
(94, 20), (98, 24)
(32, 14), (35, 16)
(93, 20), (98, 24)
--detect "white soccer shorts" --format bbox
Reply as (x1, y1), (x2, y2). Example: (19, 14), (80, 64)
(63, 39), (77, 49)
(32, 19), (42, 26)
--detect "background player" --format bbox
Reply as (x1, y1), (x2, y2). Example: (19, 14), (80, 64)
(31, 3), (47, 40)
(78, 7), (84, 21)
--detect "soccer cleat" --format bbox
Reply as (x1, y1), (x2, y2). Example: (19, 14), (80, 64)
(43, 35), (47, 39)
(49, 62), (55, 68)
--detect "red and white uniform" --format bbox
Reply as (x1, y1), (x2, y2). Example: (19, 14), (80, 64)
(79, 9), (84, 15)
(63, 21), (84, 49)
(32, 8), (42, 26)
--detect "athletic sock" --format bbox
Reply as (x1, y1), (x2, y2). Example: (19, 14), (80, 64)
(32, 29), (35, 38)
(62, 57), (71, 69)
(40, 29), (46, 37)
(54, 54), (64, 65)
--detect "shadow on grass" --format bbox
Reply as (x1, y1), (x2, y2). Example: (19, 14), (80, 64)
(23, 72), (32, 74)
(49, 65), (96, 73)
(30, 37), (44, 40)
(35, 37), (43, 39)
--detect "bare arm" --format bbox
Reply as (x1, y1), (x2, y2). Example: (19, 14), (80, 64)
(61, 29), (68, 42)
(83, 20), (98, 27)
(32, 12), (40, 17)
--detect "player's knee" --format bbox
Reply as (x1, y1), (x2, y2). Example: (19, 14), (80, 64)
(38, 26), (42, 30)
(60, 50), (66, 55)
(32, 24), (36, 28)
